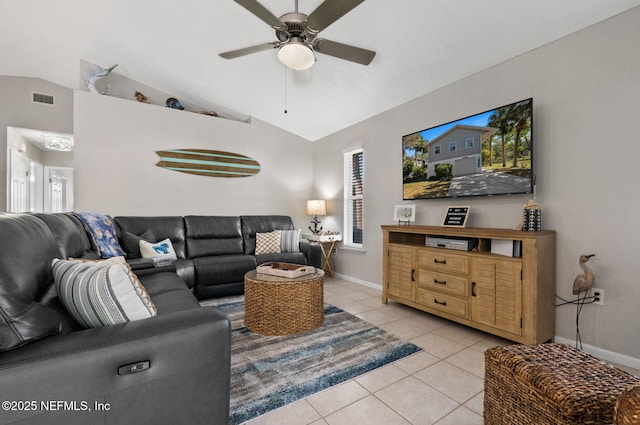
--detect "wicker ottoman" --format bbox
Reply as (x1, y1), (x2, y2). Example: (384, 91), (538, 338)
(616, 385), (640, 424)
(484, 343), (640, 425)
(244, 269), (324, 336)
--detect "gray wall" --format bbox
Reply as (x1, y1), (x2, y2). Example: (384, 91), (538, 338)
(0, 77), (73, 210)
(73, 91), (315, 227)
(313, 8), (640, 363)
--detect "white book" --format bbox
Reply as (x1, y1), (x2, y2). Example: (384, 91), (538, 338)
(491, 239), (515, 257)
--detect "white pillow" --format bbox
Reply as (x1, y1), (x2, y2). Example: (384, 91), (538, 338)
(139, 238), (178, 263)
(280, 229), (301, 253)
(52, 257), (157, 329)
(255, 230), (282, 255)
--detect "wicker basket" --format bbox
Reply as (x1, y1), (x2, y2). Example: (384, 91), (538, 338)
(615, 385), (640, 425)
(484, 343), (640, 425)
(244, 269), (324, 336)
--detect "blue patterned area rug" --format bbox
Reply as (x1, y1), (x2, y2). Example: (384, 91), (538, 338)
(204, 297), (422, 424)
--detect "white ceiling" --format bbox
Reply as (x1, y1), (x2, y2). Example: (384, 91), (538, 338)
(2, 1), (639, 141)
(9, 127), (74, 152)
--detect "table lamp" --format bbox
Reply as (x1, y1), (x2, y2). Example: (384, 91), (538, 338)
(307, 200), (327, 234)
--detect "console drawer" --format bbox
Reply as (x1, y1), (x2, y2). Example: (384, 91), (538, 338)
(417, 270), (468, 297)
(417, 288), (468, 319)
(418, 249), (468, 275)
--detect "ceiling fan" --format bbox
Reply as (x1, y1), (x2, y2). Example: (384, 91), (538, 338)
(219, 0), (375, 70)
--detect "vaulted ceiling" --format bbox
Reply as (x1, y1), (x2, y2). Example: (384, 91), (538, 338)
(2, 1), (639, 141)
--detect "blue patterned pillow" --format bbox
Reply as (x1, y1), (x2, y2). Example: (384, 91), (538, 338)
(73, 212), (125, 258)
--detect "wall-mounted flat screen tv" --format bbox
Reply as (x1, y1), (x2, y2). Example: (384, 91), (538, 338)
(402, 98), (533, 200)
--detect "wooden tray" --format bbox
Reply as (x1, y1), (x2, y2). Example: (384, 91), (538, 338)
(256, 262), (314, 278)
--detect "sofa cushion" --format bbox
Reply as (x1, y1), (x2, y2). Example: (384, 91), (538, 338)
(241, 215), (295, 255)
(184, 216), (244, 257)
(255, 230), (281, 255)
(52, 257), (157, 328)
(139, 271), (201, 314)
(0, 214), (78, 351)
(192, 255), (256, 299)
(114, 216), (187, 259)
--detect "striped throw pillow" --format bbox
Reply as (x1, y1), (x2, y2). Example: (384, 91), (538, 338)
(52, 257), (157, 329)
(280, 229), (301, 253)
(255, 230), (281, 255)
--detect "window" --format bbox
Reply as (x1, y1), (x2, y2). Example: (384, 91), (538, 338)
(344, 148), (364, 247)
(465, 138), (474, 149)
(434, 145), (441, 155)
(449, 142), (457, 152)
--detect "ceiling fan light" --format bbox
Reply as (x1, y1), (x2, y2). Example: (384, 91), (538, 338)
(277, 41), (315, 70)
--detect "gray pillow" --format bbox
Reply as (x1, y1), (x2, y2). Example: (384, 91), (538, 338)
(121, 229), (156, 259)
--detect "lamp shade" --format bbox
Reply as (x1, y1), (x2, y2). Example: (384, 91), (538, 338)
(278, 38), (315, 71)
(307, 199), (327, 216)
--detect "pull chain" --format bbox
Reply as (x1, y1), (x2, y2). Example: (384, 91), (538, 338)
(284, 65), (288, 114)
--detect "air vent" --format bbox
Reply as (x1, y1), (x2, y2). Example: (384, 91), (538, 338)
(32, 92), (55, 106)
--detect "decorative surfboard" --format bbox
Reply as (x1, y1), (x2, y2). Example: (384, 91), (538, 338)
(155, 149), (261, 178)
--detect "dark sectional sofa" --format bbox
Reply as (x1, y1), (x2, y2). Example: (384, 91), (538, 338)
(0, 212), (319, 425)
(114, 215), (323, 299)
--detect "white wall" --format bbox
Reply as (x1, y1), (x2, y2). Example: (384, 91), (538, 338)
(314, 8), (640, 361)
(73, 91), (315, 228)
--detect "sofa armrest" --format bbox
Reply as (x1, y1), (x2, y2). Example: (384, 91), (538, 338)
(126, 257), (156, 270)
(127, 258), (178, 277)
(0, 307), (230, 425)
(300, 241), (323, 269)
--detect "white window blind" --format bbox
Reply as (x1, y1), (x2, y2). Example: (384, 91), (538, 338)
(344, 148), (364, 247)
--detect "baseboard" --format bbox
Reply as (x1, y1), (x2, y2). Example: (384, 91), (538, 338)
(333, 275), (639, 372)
(333, 273), (382, 291)
(554, 336), (640, 371)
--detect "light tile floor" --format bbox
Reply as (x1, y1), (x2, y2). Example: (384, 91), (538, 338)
(244, 276), (640, 425)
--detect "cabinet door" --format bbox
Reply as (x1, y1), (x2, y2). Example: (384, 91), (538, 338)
(470, 257), (522, 336)
(388, 245), (416, 301)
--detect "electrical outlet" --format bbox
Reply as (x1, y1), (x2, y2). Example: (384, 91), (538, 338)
(593, 288), (604, 305)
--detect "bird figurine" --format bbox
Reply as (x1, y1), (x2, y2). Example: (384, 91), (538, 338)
(572, 254), (596, 294)
(134, 91), (149, 103)
(85, 63), (118, 94)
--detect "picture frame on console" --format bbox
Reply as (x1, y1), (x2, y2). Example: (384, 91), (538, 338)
(393, 205), (416, 225)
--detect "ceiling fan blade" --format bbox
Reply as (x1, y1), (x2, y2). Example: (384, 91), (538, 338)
(313, 39), (376, 65)
(306, 0), (366, 33)
(233, 0), (285, 29)
(219, 42), (278, 59)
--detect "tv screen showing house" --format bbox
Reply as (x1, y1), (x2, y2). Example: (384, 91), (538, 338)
(402, 98), (533, 200)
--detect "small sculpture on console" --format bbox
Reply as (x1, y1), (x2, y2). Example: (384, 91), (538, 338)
(514, 199), (541, 231)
